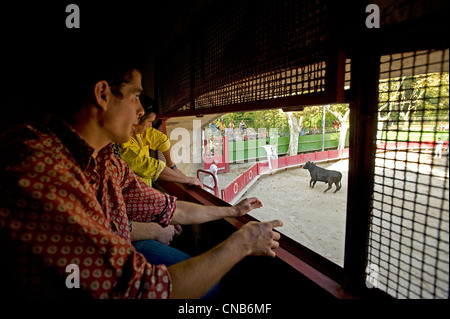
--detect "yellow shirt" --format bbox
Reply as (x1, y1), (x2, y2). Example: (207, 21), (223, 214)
(218, 122), (226, 132)
(119, 127), (171, 187)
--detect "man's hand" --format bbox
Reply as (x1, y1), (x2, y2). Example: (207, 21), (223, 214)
(236, 220), (283, 257)
(130, 222), (181, 245)
(233, 197), (263, 217)
(174, 224), (183, 237)
(167, 218), (283, 299)
(152, 225), (181, 245)
(187, 176), (202, 187)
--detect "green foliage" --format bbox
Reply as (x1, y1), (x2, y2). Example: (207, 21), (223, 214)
(378, 72), (449, 124)
(218, 104), (350, 135)
(220, 110), (290, 135)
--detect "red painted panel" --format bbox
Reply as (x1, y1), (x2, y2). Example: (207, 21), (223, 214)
(276, 157), (286, 169)
(315, 151), (328, 161)
(258, 161), (270, 174)
(286, 154), (302, 166)
(303, 153), (316, 163)
(328, 150), (340, 159)
(244, 164), (258, 185)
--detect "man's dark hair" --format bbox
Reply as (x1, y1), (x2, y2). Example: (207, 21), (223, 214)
(137, 94), (157, 125)
(51, 49), (144, 120)
(141, 94), (157, 111)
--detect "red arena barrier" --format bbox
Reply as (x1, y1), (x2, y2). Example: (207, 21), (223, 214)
(220, 148), (350, 203)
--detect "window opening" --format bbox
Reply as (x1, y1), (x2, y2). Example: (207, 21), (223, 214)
(201, 107), (349, 266)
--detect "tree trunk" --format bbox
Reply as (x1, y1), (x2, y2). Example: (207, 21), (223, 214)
(281, 110), (302, 156)
(338, 122), (348, 150)
(325, 106), (349, 150)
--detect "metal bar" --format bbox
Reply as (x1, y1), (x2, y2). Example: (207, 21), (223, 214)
(197, 169), (220, 198)
(343, 48), (380, 294)
(322, 105), (326, 151)
(157, 93), (340, 118)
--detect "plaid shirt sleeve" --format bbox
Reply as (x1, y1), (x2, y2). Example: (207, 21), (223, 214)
(114, 155), (176, 226)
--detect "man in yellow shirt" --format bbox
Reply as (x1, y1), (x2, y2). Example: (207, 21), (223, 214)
(119, 94), (203, 282)
(119, 95), (201, 188)
(217, 119), (226, 135)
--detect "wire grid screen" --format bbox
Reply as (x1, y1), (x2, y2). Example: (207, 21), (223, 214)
(344, 58), (351, 90)
(157, 0), (329, 113)
(157, 42), (192, 113)
(367, 49), (449, 299)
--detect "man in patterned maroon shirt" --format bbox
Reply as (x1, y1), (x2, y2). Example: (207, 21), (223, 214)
(0, 54), (282, 299)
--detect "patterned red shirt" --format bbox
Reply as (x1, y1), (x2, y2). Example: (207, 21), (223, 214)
(0, 116), (176, 298)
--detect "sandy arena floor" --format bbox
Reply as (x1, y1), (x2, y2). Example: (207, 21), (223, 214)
(218, 159), (349, 266)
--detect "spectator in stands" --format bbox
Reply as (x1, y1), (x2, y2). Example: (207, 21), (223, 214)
(209, 122), (219, 134)
(260, 128), (267, 139)
(217, 119), (226, 135)
(119, 94), (201, 188)
(0, 53), (282, 299)
(333, 119), (339, 131)
(239, 119), (247, 133)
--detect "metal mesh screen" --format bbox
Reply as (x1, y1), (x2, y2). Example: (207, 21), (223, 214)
(157, 42), (192, 113)
(367, 49), (449, 298)
(157, 0), (335, 114)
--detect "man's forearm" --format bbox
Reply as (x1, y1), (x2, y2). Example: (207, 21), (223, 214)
(171, 200), (237, 225)
(162, 149), (176, 168)
(130, 221), (178, 246)
(130, 221), (165, 241)
(157, 165), (189, 184)
(171, 198), (262, 225)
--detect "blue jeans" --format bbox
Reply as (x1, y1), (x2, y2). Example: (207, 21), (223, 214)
(132, 239), (191, 266)
(132, 240), (220, 299)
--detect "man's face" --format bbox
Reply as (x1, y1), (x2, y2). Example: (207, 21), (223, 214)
(103, 70), (144, 144)
(134, 115), (155, 135)
(141, 115), (155, 132)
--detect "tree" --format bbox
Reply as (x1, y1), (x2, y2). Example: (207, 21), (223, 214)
(299, 105), (322, 131)
(378, 73), (449, 130)
(378, 76), (403, 132)
(219, 110), (289, 136)
(280, 110), (303, 156)
(325, 104), (350, 150)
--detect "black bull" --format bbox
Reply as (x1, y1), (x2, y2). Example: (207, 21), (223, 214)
(303, 161), (342, 193)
